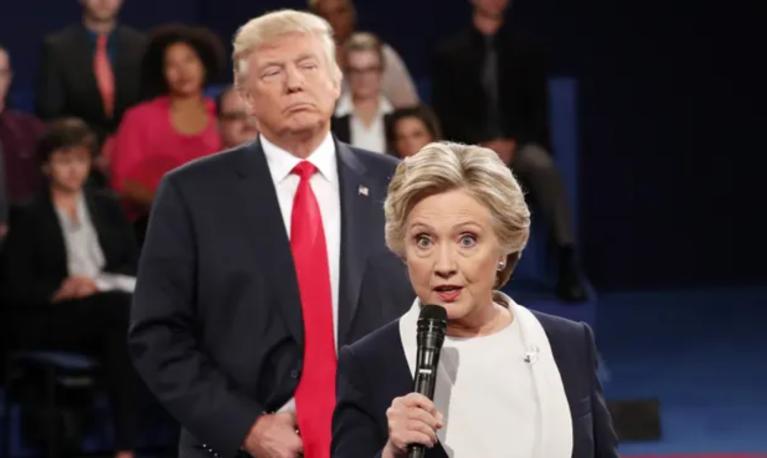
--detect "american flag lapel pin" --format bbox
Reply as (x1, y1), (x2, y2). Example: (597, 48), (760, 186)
(358, 185), (369, 197)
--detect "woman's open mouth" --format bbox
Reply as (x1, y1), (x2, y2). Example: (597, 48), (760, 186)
(433, 285), (463, 303)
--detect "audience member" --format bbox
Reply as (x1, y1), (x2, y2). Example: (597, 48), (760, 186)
(386, 104), (442, 158)
(0, 44), (47, 223)
(110, 24), (223, 232)
(128, 10), (412, 458)
(332, 32), (393, 153)
(433, 0), (587, 301)
(309, 0), (419, 108)
(37, 0), (146, 138)
(216, 85), (259, 149)
(0, 118), (143, 458)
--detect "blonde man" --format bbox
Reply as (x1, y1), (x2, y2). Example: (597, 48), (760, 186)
(129, 10), (413, 458)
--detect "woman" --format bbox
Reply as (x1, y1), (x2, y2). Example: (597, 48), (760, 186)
(332, 142), (618, 457)
(1, 118), (143, 458)
(332, 32), (394, 153)
(386, 105), (442, 158)
(110, 24), (223, 229)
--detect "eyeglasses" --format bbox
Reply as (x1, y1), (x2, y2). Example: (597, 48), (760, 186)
(346, 65), (382, 76)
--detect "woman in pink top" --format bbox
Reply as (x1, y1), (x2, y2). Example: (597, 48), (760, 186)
(111, 25), (224, 224)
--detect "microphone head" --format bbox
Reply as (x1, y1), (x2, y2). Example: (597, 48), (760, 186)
(418, 304), (447, 322)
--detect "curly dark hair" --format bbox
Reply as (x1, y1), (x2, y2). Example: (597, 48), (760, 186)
(141, 24), (225, 99)
(386, 104), (443, 150)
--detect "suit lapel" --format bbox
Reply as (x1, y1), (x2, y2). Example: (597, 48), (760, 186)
(336, 141), (374, 346)
(234, 141), (304, 347)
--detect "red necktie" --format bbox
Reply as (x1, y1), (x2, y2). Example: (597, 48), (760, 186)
(290, 161), (336, 458)
(93, 34), (115, 118)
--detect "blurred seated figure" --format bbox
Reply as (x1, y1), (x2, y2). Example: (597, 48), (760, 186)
(386, 104), (442, 158)
(0, 118), (143, 458)
(216, 85), (259, 149)
(432, 0), (587, 301)
(0, 43), (47, 238)
(36, 0), (145, 139)
(309, 0), (419, 109)
(332, 32), (393, 153)
(110, 24), (223, 233)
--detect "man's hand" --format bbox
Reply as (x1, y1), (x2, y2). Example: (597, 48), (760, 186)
(51, 276), (99, 302)
(480, 137), (517, 165)
(242, 412), (303, 458)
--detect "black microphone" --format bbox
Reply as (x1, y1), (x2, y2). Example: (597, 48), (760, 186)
(408, 304), (447, 458)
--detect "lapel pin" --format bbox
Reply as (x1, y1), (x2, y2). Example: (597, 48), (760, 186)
(358, 185), (369, 197)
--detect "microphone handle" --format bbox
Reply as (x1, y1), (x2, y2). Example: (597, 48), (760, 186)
(408, 366), (436, 458)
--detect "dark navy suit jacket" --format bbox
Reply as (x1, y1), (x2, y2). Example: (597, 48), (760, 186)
(332, 311), (619, 458)
(128, 139), (414, 458)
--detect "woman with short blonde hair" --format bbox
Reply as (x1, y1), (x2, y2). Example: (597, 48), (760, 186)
(333, 141), (618, 458)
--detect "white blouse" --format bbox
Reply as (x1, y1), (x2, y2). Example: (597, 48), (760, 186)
(435, 317), (537, 457)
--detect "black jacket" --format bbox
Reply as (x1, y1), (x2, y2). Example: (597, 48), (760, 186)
(1, 188), (137, 307)
(432, 23), (550, 147)
(332, 312), (619, 458)
(128, 139), (415, 458)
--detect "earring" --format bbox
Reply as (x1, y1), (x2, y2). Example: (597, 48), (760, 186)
(497, 261), (506, 271)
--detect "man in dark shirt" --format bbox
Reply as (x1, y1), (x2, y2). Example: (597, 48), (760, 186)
(433, 0), (587, 301)
(37, 0), (145, 138)
(0, 44), (46, 238)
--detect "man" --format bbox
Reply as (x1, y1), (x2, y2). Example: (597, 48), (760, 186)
(309, 0), (419, 109)
(216, 85), (259, 149)
(128, 10), (413, 458)
(433, 0), (587, 301)
(332, 32), (393, 153)
(0, 44), (47, 238)
(37, 0), (146, 137)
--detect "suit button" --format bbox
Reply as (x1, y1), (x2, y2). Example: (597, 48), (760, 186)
(290, 368), (300, 379)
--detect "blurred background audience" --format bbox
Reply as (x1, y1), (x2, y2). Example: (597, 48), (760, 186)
(109, 24), (223, 242)
(1, 118), (143, 458)
(216, 85), (259, 149)
(386, 104), (442, 159)
(332, 32), (393, 153)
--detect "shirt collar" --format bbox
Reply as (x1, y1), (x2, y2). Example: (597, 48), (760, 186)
(334, 92), (394, 117)
(260, 131), (338, 187)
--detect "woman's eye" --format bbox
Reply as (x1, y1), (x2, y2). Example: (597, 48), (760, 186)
(415, 235), (432, 249)
(458, 234), (477, 248)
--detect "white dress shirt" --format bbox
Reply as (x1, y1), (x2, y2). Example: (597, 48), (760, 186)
(334, 93), (393, 154)
(260, 132), (341, 345)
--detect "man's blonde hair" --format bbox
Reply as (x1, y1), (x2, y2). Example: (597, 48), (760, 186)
(384, 142), (531, 288)
(232, 9), (340, 89)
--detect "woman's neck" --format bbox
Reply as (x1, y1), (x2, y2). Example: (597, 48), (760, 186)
(170, 92), (205, 110)
(447, 302), (512, 338)
(352, 96), (380, 127)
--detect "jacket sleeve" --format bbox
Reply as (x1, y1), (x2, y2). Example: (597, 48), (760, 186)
(332, 345), (385, 458)
(127, 176), (263, 458)
(1, 209), (61, 306)
(583, 323), (620, 457)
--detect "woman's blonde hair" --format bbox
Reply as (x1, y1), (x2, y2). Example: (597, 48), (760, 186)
(384, 142), (531, 288)
(232, 9), (340, 89)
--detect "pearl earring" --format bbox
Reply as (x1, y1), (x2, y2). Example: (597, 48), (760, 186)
(497, 261), (506, 271)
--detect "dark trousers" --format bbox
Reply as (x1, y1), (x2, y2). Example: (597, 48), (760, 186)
(8, 291), (142, 450)
(512, 143), (576, 247)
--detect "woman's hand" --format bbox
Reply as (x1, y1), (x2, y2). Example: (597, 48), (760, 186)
(382, 393), (444, 458)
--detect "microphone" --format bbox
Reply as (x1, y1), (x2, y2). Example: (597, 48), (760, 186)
(408, 304), (447, 458)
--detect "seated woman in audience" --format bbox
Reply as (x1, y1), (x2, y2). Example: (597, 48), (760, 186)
(332, 142), (618, 458)
(110, 24), (223, 232)
(332, 32), (394, 153)
(386, 104), (442, 158)
(1, 118), (143, 458)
